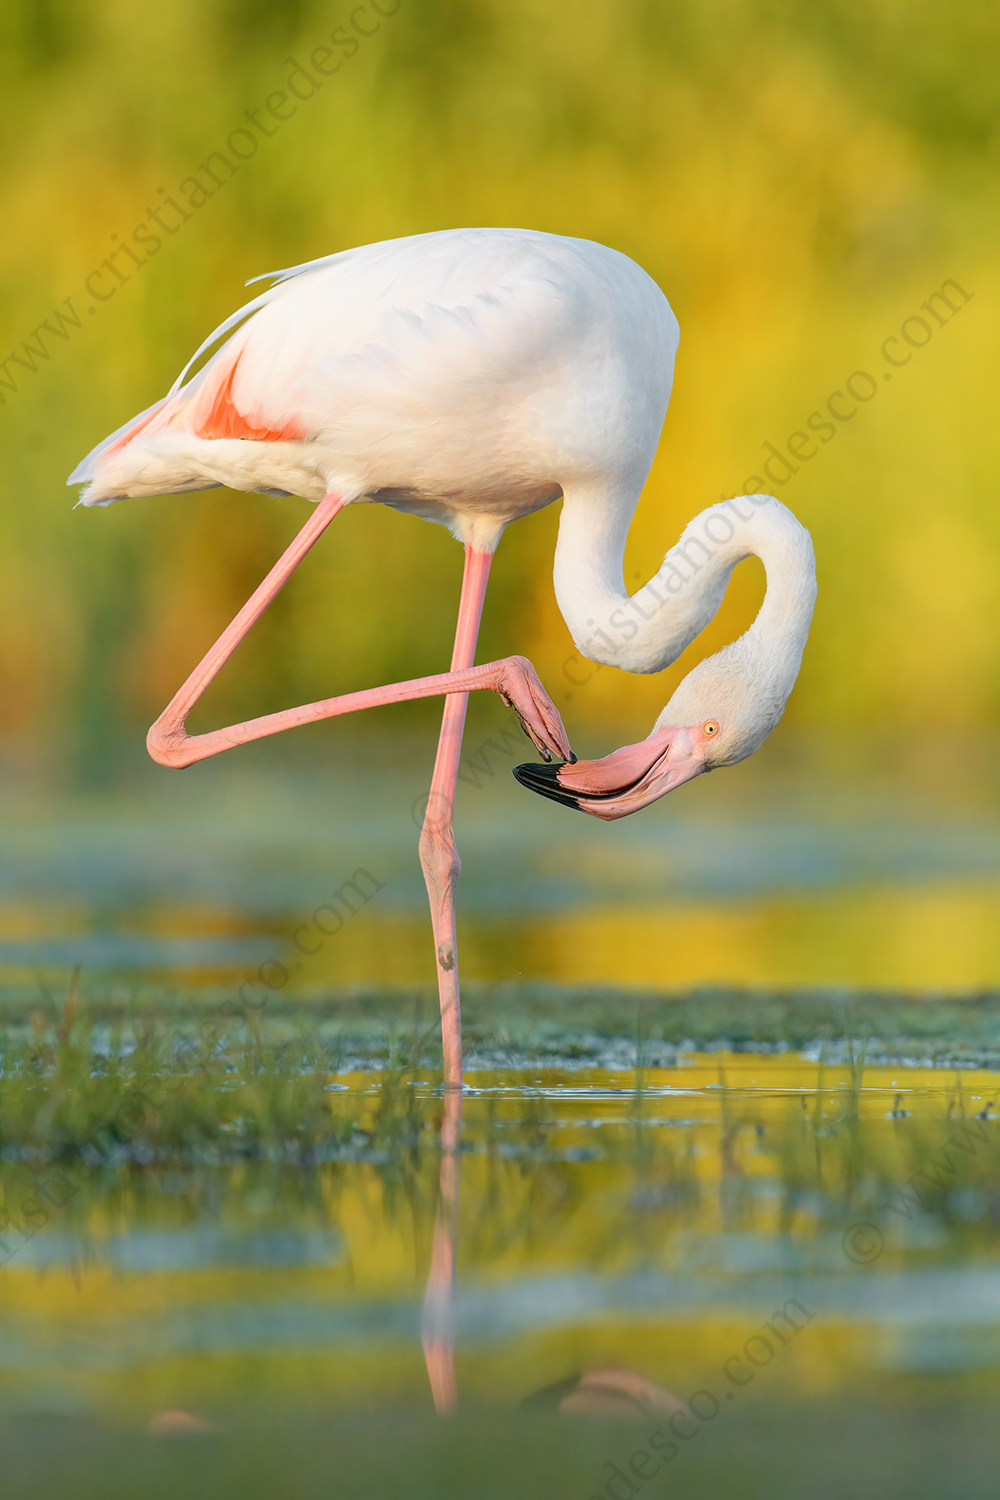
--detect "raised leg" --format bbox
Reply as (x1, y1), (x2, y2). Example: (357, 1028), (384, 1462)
(418, 548), (492, 1090)
(147, 496), (568, 771)
(148, 490), (345, 765)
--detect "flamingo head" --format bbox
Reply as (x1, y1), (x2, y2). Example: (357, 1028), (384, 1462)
(514, 637), (796, 820)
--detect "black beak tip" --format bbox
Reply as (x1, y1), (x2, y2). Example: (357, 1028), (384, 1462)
(512, 760), (582, 811)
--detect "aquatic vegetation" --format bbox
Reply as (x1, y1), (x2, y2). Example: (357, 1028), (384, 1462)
(2, 983), (999, 1498)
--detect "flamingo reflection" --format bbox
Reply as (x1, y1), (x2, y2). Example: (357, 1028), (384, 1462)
(421, 1086), (463, 1414)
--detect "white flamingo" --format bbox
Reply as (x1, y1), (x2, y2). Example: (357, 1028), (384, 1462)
(69, 227), (817, 1088)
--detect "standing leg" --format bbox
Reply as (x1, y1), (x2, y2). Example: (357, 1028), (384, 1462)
(418, 547), (493, 1090)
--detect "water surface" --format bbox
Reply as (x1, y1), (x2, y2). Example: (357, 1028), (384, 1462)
(2, 729), (1000, 993)
(4, 1054), (998, 1430)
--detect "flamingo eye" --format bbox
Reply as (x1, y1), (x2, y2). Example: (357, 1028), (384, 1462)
(703, 720), (719, 737)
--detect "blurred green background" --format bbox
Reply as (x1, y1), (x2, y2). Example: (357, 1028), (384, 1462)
(1, 0), (997, 775)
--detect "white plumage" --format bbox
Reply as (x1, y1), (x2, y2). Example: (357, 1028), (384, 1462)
(70, 228), (675, 554)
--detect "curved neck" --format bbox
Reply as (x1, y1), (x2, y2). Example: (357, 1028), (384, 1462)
(553, 487), (812, 676)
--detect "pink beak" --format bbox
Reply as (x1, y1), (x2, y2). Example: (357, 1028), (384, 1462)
(513, 726), (707, 821)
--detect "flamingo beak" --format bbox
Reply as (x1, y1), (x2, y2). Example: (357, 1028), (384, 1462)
(513, 726), (706, 821)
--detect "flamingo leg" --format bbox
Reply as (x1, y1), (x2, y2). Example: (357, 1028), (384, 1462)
(147, 490), (347, 764)
(418, 548), (492, 1090)
(145, 501), (566, 1083)
(147, 497), (562, 771)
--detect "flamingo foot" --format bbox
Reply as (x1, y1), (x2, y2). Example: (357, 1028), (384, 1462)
(493, 656), (575, 765)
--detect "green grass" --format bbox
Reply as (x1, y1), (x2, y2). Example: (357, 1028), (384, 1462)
(3, 978), (1000, 1498)
(3, 978), (1000, 1231)
(7, 977), (1000, 1097)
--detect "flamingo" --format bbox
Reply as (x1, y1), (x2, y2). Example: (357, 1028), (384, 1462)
(68, 227), (816, 1090)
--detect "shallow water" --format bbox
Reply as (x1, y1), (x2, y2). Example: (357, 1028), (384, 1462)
(3, 1052), (999, 1437)
(2, 728), (1000, 996)
(2, 736), (1000, 1493)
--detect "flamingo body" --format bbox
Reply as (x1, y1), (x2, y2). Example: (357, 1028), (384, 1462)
(71, 228), (678, 553)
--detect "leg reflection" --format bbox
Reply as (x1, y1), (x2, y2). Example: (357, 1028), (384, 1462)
(421, 1086), (463, 1414)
